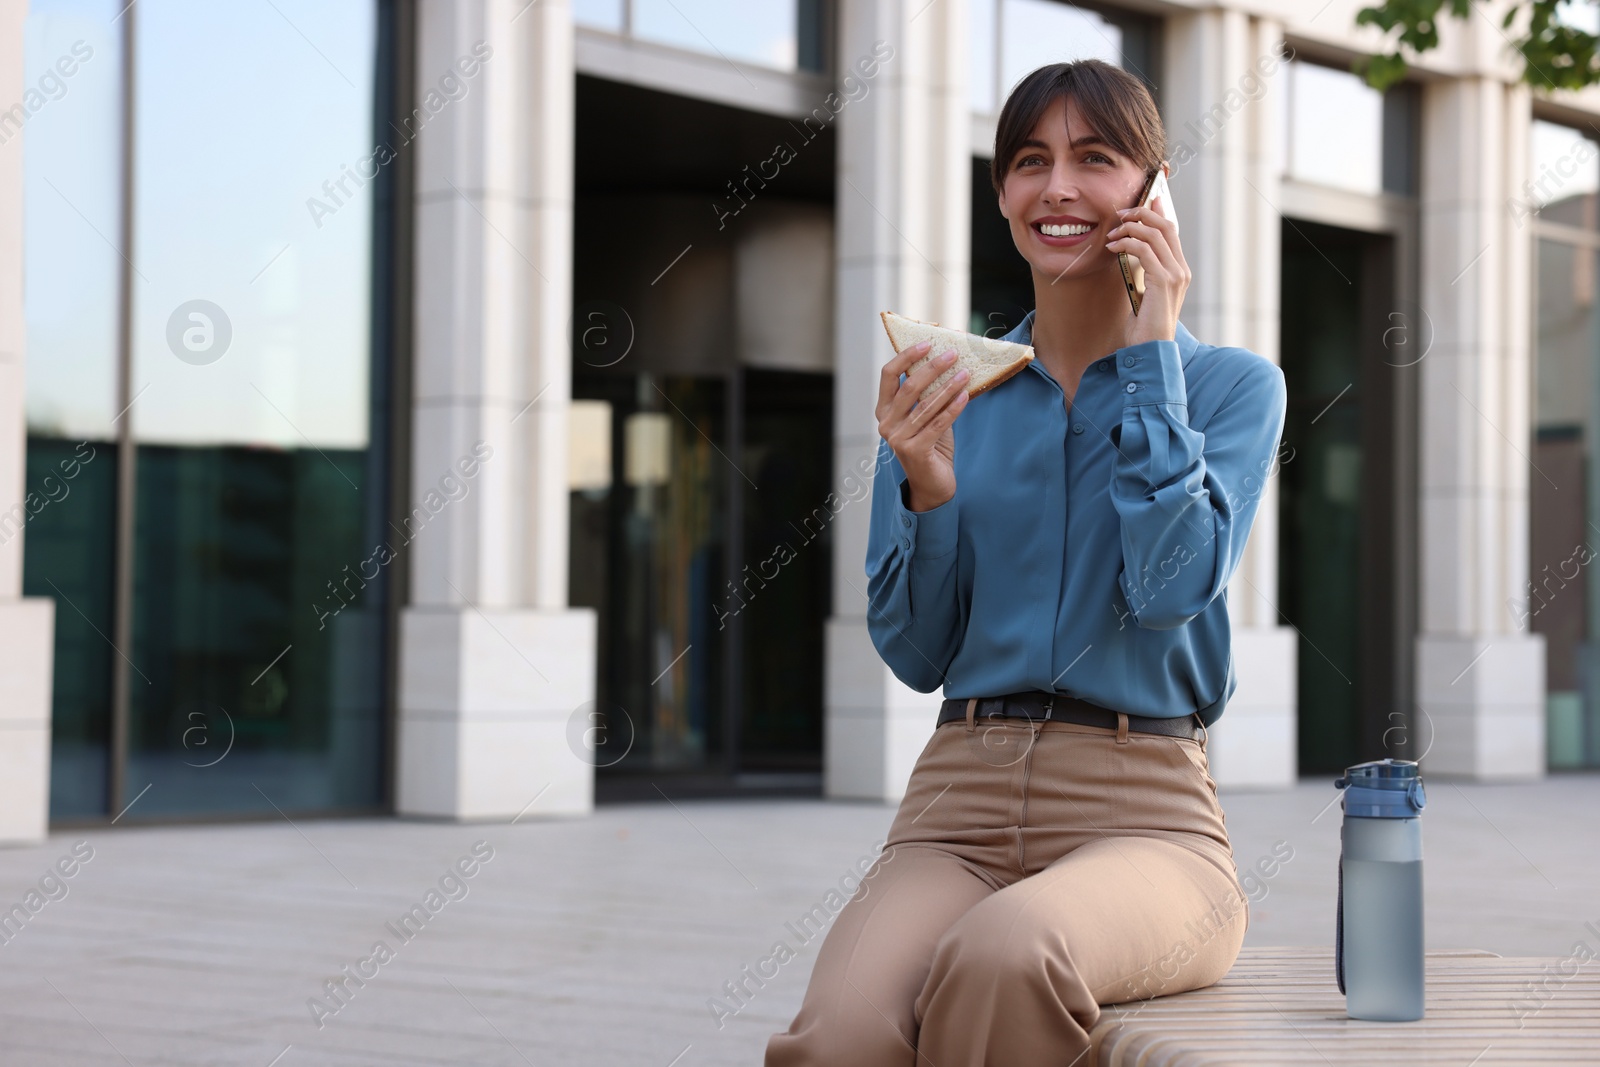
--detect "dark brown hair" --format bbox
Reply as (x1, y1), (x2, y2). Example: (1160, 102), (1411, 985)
(989, 60), (1165, 197)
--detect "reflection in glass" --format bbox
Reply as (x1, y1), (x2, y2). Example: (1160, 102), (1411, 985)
(21, 0), (123, 818)
(634, 0), (799, 71)
(1529, 120), (1599, 228)
(1000, 0), (1122, 98)
(1532, 238), (1600, 769)
(570, 373), (727, 774)
(574, 0), (625, 31)
(121, 0), (385, 816)
(1279, 230), (1364, 773)
(21, 441), (117, 819)
(970, 0), (997, 113)
(1281, 60), (1382, 194)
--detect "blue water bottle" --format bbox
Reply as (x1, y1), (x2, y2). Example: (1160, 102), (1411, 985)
(1334, 758), (1426, 1021)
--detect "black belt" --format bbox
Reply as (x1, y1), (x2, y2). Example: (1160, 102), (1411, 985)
(937, 690), (1206, 742)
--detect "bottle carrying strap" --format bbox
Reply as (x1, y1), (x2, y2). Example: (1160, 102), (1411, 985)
(1335, 846), (1345, 995)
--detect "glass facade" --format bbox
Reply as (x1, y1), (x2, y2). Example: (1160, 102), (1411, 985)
(971, 0), (1159, 116)
(1529, 119), (1600, 769)
(20, 0), (122, 819)
(576, 0), (827, 73)
(21, 0), (394, 820)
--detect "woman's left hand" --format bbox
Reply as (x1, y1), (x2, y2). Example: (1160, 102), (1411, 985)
(1106, 179), (1189, 348)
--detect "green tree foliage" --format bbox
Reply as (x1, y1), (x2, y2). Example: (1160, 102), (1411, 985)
(1354, 0), (1600, 91)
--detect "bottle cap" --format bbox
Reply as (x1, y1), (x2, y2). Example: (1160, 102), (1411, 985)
(1334, 758), (1426, 818)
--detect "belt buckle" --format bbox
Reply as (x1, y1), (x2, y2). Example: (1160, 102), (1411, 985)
(1042, 694), (1054, 722)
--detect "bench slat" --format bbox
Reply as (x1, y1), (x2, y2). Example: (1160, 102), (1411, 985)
(1088, 946), (1600, 1066)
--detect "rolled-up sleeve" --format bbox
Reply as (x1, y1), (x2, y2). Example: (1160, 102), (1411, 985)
(864, 436), (962, 691)
(1109, 340), (1287, 630)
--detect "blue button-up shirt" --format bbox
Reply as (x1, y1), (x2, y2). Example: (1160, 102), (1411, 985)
(865, 311), (1287, 726)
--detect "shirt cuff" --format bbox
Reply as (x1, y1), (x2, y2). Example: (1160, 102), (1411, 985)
(894, 476), (959, 559)
(1113, 338), (1187, 407)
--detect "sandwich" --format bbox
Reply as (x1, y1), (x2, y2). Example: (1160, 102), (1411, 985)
(879, 311), (1035, 403)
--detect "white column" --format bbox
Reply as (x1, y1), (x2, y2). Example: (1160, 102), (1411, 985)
(826, 0), (969, 801)
(398, 0), (597, 819)
(0, 0), (57, 845)
(1163, 10), (1297, 787)
(1415, 75), (1545, 779)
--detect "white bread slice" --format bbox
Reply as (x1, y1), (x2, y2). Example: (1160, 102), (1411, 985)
(879, 310), (1035, 403)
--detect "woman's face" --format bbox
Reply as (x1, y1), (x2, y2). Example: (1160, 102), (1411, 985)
(996, 94), (1150, 281)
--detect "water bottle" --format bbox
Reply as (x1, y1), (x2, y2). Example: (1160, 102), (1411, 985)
(1333, 758), (1426, 1021)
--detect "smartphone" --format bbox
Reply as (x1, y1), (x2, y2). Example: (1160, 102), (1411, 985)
(1118, 165), (1178, 315)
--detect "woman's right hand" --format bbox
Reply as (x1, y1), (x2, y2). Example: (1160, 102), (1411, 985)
(875, 340), (969, 512)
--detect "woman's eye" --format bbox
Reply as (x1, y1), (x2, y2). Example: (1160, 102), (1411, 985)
(1019, 155), (1045, 167)
(1085, 152), (1112, 164)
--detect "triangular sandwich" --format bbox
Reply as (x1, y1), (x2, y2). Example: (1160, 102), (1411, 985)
(879, 311), (1035, 403)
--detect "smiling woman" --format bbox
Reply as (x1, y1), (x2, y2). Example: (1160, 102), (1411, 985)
(767, 59), (1287, 1067)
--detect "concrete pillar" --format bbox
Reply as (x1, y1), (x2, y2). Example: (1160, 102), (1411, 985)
(398, 0), (597, 819)
(826, 0), (969, 801)
(1163, 10), (1298, 787)
(1414, 74), (1545, 779)
(0, 0), (57, 845)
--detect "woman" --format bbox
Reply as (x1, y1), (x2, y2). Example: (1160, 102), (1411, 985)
(764, 59), (1287, 1067)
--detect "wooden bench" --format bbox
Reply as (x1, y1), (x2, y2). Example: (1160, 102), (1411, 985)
(1087, 945), (1600, 1065)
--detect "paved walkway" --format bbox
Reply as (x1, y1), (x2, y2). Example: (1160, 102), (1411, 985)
(0, 775), (1595, 1065)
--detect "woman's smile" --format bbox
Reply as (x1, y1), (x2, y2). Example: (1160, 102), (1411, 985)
(1030, 214), (1099, 246)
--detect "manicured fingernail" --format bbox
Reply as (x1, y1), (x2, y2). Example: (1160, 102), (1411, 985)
(940, 350), (957, 362)
(955, 369), (969, 381)
(914, 340), (931, 351)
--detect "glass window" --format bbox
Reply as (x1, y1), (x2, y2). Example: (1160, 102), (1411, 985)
(574, 0), (625, 31)
(972, 0), (1157, 119)
(1531, 233), (1600, 769)
(1528, 119), (1600, 228)
(20, 0), (124, 820)
(970, 0), (997, 113)
(1000, 0), (1123, 100)
(22, 0), (394, 821)
(119, 0), (387, 817)
(22, 0), (120, 441)
(1279, 59), (1384, 194)
(634, 0), (800, 70)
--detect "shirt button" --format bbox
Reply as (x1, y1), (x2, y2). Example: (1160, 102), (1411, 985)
(1125, 355), (1138, 367)
(902, 536), (912, 549)
(900, 514), (911, 527)
(1125, 382), (1138, 394)
(1072, 423), (1084, 435)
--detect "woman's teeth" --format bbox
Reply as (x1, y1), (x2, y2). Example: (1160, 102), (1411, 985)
(1038, 222), (1093, 237)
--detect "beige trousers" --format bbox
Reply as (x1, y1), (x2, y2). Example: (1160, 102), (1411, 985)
(764, 705), (1249, 1067)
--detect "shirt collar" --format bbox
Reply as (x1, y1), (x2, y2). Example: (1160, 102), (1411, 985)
(1002, 308), (1200, 369)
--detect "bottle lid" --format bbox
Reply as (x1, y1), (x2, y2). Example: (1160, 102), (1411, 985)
(1334, 758), (1426, 818)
